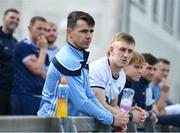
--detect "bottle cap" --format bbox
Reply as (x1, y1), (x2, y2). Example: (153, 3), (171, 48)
(60, 77), (67, 85)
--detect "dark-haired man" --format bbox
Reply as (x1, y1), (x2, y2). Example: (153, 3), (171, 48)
(151, 58), (180, 128)
(11, 16), (49, 115)
(38, 11), (124, 127)
(152, 58), (180, 115)
(0, 8), (20, 115)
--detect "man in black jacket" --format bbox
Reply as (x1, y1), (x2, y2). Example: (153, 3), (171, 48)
(0, 8), (20, 115)
(131, 53), (158, 120)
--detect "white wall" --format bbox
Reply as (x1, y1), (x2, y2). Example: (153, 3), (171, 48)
(130, 0), (180, 103)
(0, 0), (125, 62)
(2, 0), (179, 102)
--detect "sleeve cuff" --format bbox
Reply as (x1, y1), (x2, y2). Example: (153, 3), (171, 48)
(128, 112), (134, 121)
(111, 115), (115, 126)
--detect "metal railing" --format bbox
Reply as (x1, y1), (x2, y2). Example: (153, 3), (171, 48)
(0, 116), (112, 132)
(0, 116), (165, 132)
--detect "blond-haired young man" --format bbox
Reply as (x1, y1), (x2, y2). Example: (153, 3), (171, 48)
(89, 33), (145, 131)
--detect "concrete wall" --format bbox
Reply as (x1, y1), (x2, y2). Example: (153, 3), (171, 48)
(130, 0), (180, 103)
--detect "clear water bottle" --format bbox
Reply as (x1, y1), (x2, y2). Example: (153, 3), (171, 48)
(56, 76), (69, 117)
(119, 88), (135, 112)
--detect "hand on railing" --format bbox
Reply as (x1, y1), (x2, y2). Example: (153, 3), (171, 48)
(113, 110), (128, 132)
(145, 110), (158, 123)
(130, 106), (145, 124)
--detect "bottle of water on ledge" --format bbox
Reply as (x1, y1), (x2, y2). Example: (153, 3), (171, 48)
(119, 88), (135, 112)
(56, 76), (69, 117)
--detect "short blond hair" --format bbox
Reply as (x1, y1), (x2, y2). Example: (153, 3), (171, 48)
(112, 32), (135, 45)
(47, 21), (57, 27)
(128, 51), (145, 67)
(107, 32), (135, 56)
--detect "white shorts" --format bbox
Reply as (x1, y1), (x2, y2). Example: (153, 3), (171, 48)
(165, 104), (180, 115)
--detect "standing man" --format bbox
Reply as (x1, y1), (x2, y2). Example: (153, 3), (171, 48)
(89, 33), (145, 127)
(11, 16), (49, 115)
(45, 21), (59, 62)
(0, 8), (20, 115)
(38, 11), (126, 128)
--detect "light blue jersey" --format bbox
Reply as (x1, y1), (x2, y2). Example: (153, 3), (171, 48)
(47, 45), (59, 62)
(38, 43), (114, 125)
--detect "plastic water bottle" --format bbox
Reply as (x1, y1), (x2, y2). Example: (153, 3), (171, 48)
(119, 88), (135, 112)
(56, 76), (69, 117)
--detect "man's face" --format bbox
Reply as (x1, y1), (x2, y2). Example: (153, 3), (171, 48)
(154, 62), (170, 81)
(125, 64), (143, 81)
(142, 63), (156, 81)
(29, 20), (47, 43)
(67, 19), (94, 50)
(109, 41), (135, 69)
(3, 11), (20, 32)
(45, 24), (57, 44)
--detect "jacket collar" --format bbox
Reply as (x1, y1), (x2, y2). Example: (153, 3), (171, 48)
(67, 42), (89, 63)
(0, 26), (13, 38)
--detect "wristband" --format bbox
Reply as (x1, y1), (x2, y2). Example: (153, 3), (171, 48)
(128, 112), (133, 121)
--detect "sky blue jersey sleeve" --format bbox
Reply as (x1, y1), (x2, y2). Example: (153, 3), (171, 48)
(67, 76), (114, 125)
(38, 44), (114, 125)
(38, 63), (114, 125)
